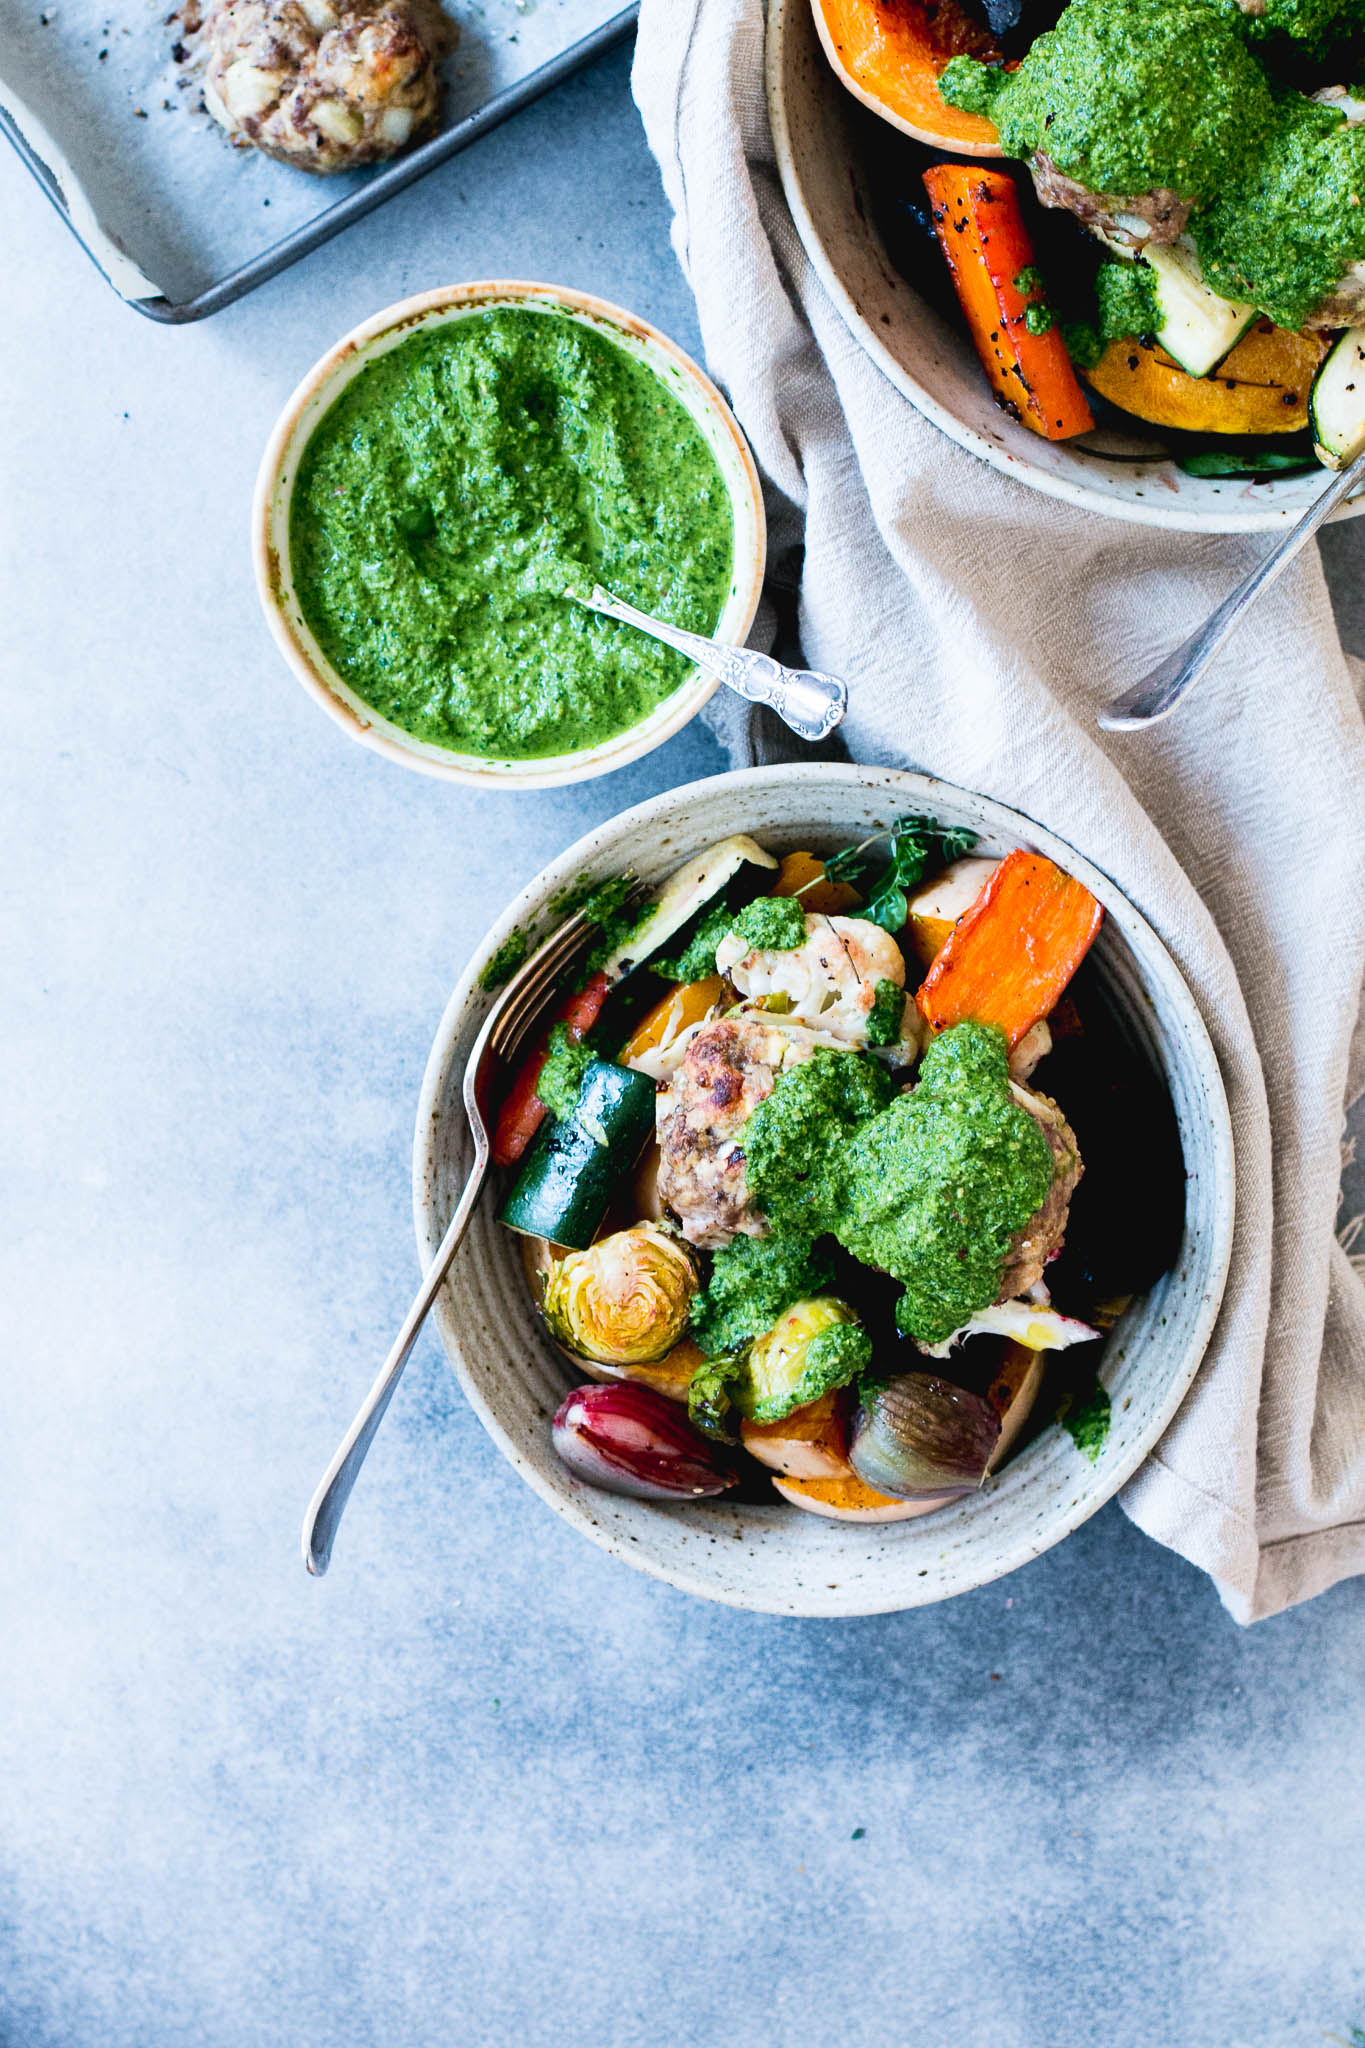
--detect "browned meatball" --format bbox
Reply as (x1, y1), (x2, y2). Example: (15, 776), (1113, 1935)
(656, 1016), (820, 1250)
(1032, 105), (1365, 329)
(1303, 262), (1365, 329)
(195, 0), (453, 174)
(1029, 153), (1191, 248)
(997, 1086), (1083, 1303)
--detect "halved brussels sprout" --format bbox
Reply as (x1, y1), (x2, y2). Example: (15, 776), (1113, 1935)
(542, 1223), (699, 1367)
(746, 1297), (872, 1422)
(741, 1389), (851, 1479)
(688, 1296), (873, 1438)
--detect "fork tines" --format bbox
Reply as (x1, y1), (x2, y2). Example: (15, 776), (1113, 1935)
(486, 872), (647, 1058)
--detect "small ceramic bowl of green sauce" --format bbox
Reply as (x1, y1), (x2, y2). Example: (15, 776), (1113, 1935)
(253, 282), (767, 787)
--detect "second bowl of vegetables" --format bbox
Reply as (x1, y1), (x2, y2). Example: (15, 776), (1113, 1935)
(417, 766), (1233, 1606)
(806, 0), (1365, 483)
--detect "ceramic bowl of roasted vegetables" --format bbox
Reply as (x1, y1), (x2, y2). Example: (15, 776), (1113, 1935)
(769, 0), (1365, 527)
(415, 765), (1233, 1613)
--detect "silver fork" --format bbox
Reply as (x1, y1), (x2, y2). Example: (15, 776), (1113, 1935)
(301, 890), (640, 1576)
(1097, 442), (1365, 731)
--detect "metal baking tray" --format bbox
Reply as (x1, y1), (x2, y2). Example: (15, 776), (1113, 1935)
(0, 0), (638, 322)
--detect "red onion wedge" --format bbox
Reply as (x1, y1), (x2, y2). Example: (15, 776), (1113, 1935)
(552, 1383), (737, 1502)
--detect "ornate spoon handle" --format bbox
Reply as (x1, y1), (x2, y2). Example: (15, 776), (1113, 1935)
(579, 585), (847, 743)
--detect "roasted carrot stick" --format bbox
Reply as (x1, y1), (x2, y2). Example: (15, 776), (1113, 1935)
(922, 164), (1094, 441)
(916, 850), (1103, 1047)
(491, 970), (612, 1168)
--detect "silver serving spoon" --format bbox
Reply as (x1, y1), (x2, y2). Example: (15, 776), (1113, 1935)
(1098, 444), (1365, 732)
(575, 585), (847, 743)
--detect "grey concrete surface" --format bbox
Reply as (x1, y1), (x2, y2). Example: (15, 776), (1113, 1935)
(3, 34), (1363, 2048)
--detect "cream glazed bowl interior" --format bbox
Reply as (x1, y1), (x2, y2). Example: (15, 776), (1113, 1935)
(415, 764), (1235, 1615)
(252, 281), (767, 789)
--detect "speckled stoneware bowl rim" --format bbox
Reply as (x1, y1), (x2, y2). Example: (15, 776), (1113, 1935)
(251, 280), (767, 789)
(767, 0), (1365, 535)
(414, 764), (1236, 1615)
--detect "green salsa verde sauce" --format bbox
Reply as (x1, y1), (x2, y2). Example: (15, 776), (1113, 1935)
(743, 1025), (1056, 1348)
(1064, 1376), (1112, 1460)
(478, 927), (530, 992)
(941, 0), (1274, 201)
(689, 1232), (836, 1359)
(535, 1024), (597, 1123)
(940, 0), (1365, 332)
(290, 308), (736, 761)
(1196, 94), (1365, 328)
(744, 1048), (897, 1243)
(727, 895), (808, 954)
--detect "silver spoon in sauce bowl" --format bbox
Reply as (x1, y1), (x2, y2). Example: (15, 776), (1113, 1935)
(572, 584), (848, 744)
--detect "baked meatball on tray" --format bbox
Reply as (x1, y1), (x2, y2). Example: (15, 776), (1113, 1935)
(0, 0), (636, 319)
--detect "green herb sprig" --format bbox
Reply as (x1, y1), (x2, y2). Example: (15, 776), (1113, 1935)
(813, 815), (978, 932)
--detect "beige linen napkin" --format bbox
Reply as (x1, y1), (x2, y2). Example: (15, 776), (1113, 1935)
(632, 0), (1365, 1620)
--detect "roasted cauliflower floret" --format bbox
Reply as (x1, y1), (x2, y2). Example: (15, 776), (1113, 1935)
(196, 0), (452, 174)
(716, 913), (909, 1048)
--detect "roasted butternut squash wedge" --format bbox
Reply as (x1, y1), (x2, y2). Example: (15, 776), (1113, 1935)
(564, 1331), (704, 1405)
(771, 849), (863, 916)
(1082, 322), (1331, 436)
(619, 975), (724, 1067)
(742, 1390), (851, 1479)
(810, 0), (1003, 153)
(772, 1470), (948, 1520)
(904, 854), (1002, 968)
(984, 1341), (1047, 1472)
